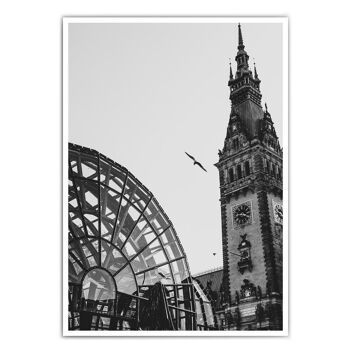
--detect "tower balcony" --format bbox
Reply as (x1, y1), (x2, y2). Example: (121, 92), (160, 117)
(220, 172), (282, 201)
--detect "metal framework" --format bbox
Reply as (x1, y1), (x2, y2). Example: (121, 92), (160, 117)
(68, 143), (214, 330)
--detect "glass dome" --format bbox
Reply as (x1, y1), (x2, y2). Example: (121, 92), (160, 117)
(68, 143), (210, 331)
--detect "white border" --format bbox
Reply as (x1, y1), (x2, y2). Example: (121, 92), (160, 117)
(62, 16), (288, 337)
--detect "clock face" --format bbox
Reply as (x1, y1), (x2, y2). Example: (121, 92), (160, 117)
(274, 203), (283, 224)
(233, 204), (251, 225)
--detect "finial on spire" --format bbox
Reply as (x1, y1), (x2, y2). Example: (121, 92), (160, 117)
(229, 58), (233, 80)
(254, 61), (259, 79)
(265, 102), (268, 113)
(238, 23), (245, 50)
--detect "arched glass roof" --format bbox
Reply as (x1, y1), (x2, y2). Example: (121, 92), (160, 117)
(68, 143), (212, 331)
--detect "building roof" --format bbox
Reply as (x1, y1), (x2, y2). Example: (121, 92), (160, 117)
(193, 267), (223, 295)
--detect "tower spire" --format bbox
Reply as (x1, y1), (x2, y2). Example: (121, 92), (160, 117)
(254, 61), (259, 79)
(238, 23), (245, 50)
(229, 59), (233, 80)
(234, 24), (250, 72)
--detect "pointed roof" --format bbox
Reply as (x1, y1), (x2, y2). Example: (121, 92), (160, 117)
(254, 61), (259, 80)
(238, 23), (245, 50)
(229, 60), (233, 80)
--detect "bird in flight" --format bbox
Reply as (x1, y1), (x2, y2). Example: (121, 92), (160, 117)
(185, 152), (207, 172)
(157, 270), (171, 280)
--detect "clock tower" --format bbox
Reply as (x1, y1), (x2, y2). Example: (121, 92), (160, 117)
(215, 24), (283, 330)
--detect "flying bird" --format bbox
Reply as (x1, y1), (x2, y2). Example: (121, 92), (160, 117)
(157, 271), (167, 278)
(185, 152), (207, 172)
(157, 270), (171, 280)
(213, 253), (217, 256)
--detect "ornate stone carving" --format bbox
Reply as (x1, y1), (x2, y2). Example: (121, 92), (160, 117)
(237, 234), (253, 274)
(239, 279), (257, 299)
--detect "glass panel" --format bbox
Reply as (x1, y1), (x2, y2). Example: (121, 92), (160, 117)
(130, 183), (151, 211)
(123, 217), (156, 258)
(69, 256), (83, 282)
(195, 299), (204, 326)
(100, 240), (128, 273)
(123, 177), (138, 201)
(68, 182), (79, 210)
(82, 269), (115, 302)
(113, 198), (141, 246)
(74, 178), (100, 214)
(69, 150), (80, 175)
(137, 238), (168, 269)
(171, 259), (190, 284)
(69, 237), (99, 270)
(83, 213), (99, 237)
(135, 269), (158, 287)
(69, 211), (86, 238)
(80, 153), (99, 181)
(144, 199), (170, 235)
(160, 227), (183, 260)
(131, 255), (150, 275)
(100, 158), (127, 193)
(122, 241), (138, 259)
(100, 185), (121, 241)
(164, 241), (183, 260)
(148, 239), (168, 266)
(204, 302), (215, 326)
(114, 265), (137, 295)
(136, 265), (173, 286)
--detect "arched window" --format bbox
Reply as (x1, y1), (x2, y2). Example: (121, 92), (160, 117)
(229, 168), (234, 182)
(237, 164), (242, 179)
(244, 161), (250, 176)
(277, 166), (282, 180)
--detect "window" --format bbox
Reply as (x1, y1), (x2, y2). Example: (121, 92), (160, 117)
(277, 166), (282, 180)
(237, 164), (242, 179)
(244, 161), (250, 176)
(229, 168), (234, 182)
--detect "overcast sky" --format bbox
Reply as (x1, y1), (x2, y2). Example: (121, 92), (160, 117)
(68, 21), (283, 275)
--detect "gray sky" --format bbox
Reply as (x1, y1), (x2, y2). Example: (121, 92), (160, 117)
(68, 22), (283, 275)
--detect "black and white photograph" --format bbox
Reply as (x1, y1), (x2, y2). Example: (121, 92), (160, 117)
(64, 17), (288, 335)
(4, 0), (350, 348)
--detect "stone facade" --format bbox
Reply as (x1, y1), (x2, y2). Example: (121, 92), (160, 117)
(214, 24), (283, 330)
